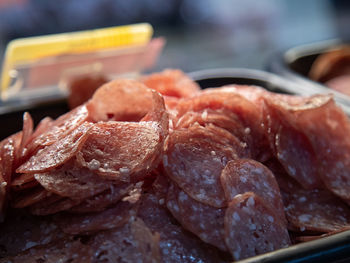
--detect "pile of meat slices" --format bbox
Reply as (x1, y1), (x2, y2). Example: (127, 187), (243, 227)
(1, 69), (350, 262)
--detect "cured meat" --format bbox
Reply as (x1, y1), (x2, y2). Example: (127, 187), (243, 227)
(17, 122), (93, 174)
(175, 87), (270, 161)
(12, 186), (49, 208)
(1, 237), (93, 263)
(79, 89), (168, 181)
(166, 183), (227, 251)
(86, 79), (154, 122)
(30, 116), (53, 140)
(30, 196), (81, 216)
(263, 96), (323, 189)
(0, 209), (65, 257)
(4, 71), (350, 261)
(77, 121), (163, 181)
(68, 75), (109, 109)
(265, 94), (350, 203)
(1, 218), (160, 263)
(224, 192), (290, 261)
(220, 159), (286, 223)
(164, 123), (243, 208)
(17, 112), (34, 161)
(0, 134), (17, 220)
(282, 187), (350, 233)
(175, 109), (248, 143)
(69, 183), (134, 213)
(33, 159), (112, 201)
(138, 192), (226, 263)
(57, 199), (139, 235)
(11, 173), (37, 191)
(24, 105), (89, 157)
(91, 218), (161, 263)
(141, 69), (200, 98)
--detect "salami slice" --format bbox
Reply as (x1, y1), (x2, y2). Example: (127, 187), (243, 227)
(11, 173), (37, 191)
(220, 159), (286, 224)
(293, 97), (350, 203)
(17, 112), (34, 161)
(24, 105), (89, 157)
(141, 69), (200, 98)
(30, 116), (53, 140)
(166, 183), (227, 251)
(33, 159), (112, 201)
(77, 121), (163, 181)
(12, 186), (49, 208)
(224, 192), (290, 260)
(263, 97), (323, 189)
(264, 93), (350, 203)
(164, 123), (242, 208)
(282, 188), (350, 233)
(0, 209), (66, 257)
(30, 197), (81, 216)
(79, 90), (168, 182)
(86, 79), (154, 122)
(175, 109), (248, 143)
(68, 75), (109, 109)
(17, 122), (93, 174)
(57, 199), (139, 235)
(91, 218), (161, 263)
(69, 183), (133, 213)
(139, 193), (224, 263)
(2, 237), (92, 263)
(0, 134), (17, 219)
(176, 88), (269, 161)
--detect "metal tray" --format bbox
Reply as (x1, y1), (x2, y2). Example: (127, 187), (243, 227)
(1, 68), (350, 262)
(267, 40), (350, 114)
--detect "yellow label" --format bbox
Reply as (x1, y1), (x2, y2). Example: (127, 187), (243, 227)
(1, 23), (153, 97)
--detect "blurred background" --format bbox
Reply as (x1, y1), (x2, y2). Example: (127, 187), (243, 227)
(0, 0), (349, 72)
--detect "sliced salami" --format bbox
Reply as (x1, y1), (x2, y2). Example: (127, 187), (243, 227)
(141, 69), (200, 98)
(175, 109), (249, 145)
(164, 123), (242, 208)
(91, 218), (161, 263)
(69, 183), (134, 213)
(77, 121), (163, 181)
(176, 88), (269, 161)
(282, 188), (350, 233)
(57, 199), (139, 235)
(79, 90), (168, 182)
(30, 196), (81, 216)
(24, 105), (89, 157)
(11, 173), (38, 191)
(224, 192), (290, 260)
(166, 183), (227, 251)
(263, 97), (323, 189)
(12, 186), (49, 208)
(220, 159), (286, 224)
(138, 193), (224, 263)
(86, 79), (154, 122)
(33, 159), (112, 201)
(30, 116), (53, 140)
(264, 94), (350, 203)
(17, 122), (93, 174)
(17, 112), (34, 161)
(0, 209), (66, 257)
(0, 134), (17, 219)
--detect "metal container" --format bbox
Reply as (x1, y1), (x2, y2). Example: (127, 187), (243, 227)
(1, 68), (350, 262)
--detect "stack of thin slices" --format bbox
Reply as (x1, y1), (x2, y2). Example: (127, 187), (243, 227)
(1, 69), (350, 262)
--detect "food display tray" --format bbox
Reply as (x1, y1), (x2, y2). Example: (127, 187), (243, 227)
(267, 40), (350, 115)
(1, 68), (350, 262)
